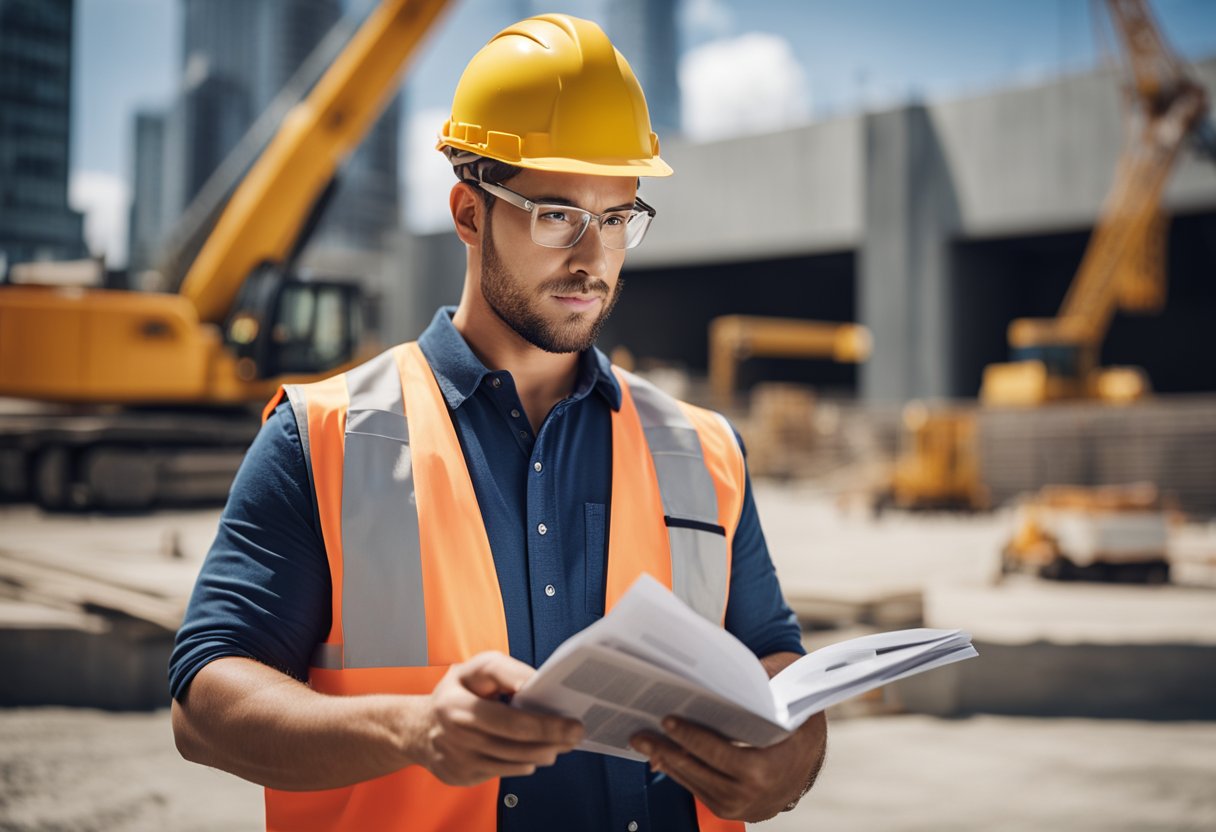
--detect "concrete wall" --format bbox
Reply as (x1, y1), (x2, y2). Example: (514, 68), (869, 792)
(622, 56), (1216, 266)
(934, 58), (1216, 237)
(625, 117), (863, 268)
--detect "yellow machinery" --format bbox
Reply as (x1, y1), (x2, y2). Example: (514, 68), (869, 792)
(1001, 483), (1172, 583)
(0, 0), (452, 508)
(886, 403), (989, 512)
(980, 0), (1211, 407)
(708, 315), (871, 404)
(888, 0), (1213, 512)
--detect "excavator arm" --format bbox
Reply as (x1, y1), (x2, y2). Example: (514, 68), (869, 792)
(179, 0), (453, 325)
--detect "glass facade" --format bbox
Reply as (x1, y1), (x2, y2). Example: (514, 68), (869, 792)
(0, 0), (87, 270)
(607, 0), (681, 138)
(129, 0), (401, 277)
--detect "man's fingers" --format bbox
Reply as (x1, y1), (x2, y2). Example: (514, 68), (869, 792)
(458, 652), (536, 698)
(660, 717), (746, 775)
(452, 726), (569, 767)
(631, 732), (734, 808)
(466, 696), (584, 746)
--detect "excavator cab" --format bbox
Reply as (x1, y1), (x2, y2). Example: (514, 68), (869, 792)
(225, 265), (367, 382)
(983, 322), (1151, 406)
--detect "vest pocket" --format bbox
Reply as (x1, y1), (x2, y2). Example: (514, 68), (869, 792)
(584, 502), (606, 616)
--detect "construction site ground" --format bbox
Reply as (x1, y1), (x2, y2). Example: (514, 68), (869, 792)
(3, 707), (1214, 831)
(2, 481), (1216, 829)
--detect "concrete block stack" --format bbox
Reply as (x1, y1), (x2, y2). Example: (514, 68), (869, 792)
(978, 395), (1216, 515)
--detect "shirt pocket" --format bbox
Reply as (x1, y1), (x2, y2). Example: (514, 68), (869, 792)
(584, 502), (606, 617)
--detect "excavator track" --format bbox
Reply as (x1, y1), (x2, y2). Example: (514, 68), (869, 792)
(0, 405), (259, 511)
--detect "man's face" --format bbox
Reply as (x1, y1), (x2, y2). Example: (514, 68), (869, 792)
(479, 169), (636, 354)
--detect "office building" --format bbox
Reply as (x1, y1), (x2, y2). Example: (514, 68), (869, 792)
(129, 0), (401, 278)
(0, 0), (87, 272)
(607, 0), (681, 137)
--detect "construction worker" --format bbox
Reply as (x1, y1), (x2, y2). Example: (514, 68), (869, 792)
(170, 14), (826, 831)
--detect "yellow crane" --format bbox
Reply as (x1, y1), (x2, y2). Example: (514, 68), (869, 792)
(980, 0), (1212, 406)
(888, 0), (1212, 511)
(0, 0), (452, 508)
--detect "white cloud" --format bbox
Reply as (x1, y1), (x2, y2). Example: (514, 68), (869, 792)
(69, 170), (129, 268)
(681, 0), (735, 41)
(679, 33), (812, 143)
(404, 107), (459, 234)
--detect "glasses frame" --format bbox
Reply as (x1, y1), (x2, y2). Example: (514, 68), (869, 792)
(472, 179), (656, 250)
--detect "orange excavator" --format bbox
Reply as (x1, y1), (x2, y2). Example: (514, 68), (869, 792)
(0, 0), (452, 509)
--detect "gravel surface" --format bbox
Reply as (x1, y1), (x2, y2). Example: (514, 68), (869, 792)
(2, 709), (1214, 831)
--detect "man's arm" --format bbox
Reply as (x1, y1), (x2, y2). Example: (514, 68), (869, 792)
(629, 651), (827, 822)
(173, 652), (584, 791)
(170, 406), (582, 790)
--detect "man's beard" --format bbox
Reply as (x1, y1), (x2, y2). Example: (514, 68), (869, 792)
(480, 223), (624, 354)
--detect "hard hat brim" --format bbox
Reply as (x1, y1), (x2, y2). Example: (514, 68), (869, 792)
(437, 137), (673, 178)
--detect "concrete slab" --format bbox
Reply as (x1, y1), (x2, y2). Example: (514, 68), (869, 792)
(3, 490), (1216, 716)
(0, 598), (107, 631)
(758, 488), (1216, 718)
(1, 709), (1212, 832)
(1, 622), (174, 710)
(926, 578), (1216, 645)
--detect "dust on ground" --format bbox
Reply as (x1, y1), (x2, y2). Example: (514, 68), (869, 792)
(2, 708), (1214, 832)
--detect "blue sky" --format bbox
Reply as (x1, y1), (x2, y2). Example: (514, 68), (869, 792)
(69, 0), (1216, 262)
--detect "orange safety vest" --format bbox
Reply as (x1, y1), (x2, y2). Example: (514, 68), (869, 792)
(262, 342), (747, 832)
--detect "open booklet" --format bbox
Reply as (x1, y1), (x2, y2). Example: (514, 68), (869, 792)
(513, 575), (977, 761)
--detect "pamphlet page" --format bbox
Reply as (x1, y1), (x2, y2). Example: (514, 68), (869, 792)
(513, 574), (977, 760)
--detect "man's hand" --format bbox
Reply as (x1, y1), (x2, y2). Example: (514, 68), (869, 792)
(630, 711), (826, 822)
(416, 651), (585, 786)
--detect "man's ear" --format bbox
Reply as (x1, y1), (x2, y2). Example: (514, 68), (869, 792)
(450, 181), (483, 247)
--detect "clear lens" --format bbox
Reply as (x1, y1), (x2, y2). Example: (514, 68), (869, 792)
(529, 204), (652, 250)
(478, 181), (655, 250)
(622, 211), (653, 249)
(531, 207), (590, 248)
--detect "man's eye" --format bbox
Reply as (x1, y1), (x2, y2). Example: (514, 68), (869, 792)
(603, 214), (628, 227)
(539, 210), (570, 223)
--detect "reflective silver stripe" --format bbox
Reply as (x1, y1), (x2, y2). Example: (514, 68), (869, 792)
(667, 526), (728, 621)
(283, 385), (315, 500)
(645, 425), (720, 524)
(340, 349), (429, 668)
(311, 642), (343, 669)
(621, 370), (729, 623)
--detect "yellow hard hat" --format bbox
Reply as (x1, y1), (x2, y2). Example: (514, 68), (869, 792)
(437, 14), (673, 177)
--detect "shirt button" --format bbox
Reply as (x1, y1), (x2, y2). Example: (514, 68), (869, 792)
(490, 377), (502, 389)
(537, 523), (548, 536)
(519, 430), (528, 440)
(627, 822), (639, 832)
(545, 584), (556, 597)
(511, 408), (521, 418)
(503, 793), (518, 808)
(533, 461), (543, 473)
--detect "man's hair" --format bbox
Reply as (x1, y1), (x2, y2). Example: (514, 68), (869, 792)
(444, 149), (523, 205)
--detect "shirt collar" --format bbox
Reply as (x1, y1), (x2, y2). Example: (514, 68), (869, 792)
(417, 307), (622, 411)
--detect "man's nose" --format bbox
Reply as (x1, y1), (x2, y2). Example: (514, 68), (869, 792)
(567, 220), (609, 277)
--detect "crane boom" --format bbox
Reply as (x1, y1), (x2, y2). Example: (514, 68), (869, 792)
(1106, 0), (1188, 109)
(179, 0), (452, 324)
(983, 0), (1210, 405)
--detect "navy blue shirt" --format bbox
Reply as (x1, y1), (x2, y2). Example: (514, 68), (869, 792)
(171, 307), (803, 831)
